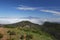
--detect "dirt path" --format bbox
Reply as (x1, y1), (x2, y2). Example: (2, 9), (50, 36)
(0, 27), (9, 40)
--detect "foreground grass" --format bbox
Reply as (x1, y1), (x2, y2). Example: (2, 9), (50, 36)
(0, 27), (55, 40)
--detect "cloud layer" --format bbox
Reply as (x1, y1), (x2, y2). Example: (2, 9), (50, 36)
(0, 17), (60, 25)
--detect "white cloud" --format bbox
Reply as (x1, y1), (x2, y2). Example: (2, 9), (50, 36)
(40, 10), (60, 15)
(47, 18), (60, 22)
(0, 18), (20, 24)
(17, 5), (37, 11)
(17, 5), (60, 16)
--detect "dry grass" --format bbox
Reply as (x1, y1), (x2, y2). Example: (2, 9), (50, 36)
(0, 27), (9, 40)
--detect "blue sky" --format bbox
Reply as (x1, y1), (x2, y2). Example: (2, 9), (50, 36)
(0, 0), (60, 24)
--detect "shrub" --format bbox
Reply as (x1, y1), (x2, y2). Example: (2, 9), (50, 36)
(26, 34), (33, 40)
(7, 31), (16, 35)
(20, 35), (24, 40)
(4, 25), (15, 28)
(0, 33), (3, 39)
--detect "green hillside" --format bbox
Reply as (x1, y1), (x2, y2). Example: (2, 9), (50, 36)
(42, 22), (60, 40)
(0, 21), (55, 40)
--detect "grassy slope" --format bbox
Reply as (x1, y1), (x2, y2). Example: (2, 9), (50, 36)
(0, 27), (55, 40)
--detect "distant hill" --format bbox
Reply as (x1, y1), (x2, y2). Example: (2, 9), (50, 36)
(42, 22), (60, 40)
(4, 21), (41, 29)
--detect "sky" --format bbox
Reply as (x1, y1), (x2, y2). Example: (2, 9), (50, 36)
(0, 0), (60, 24)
